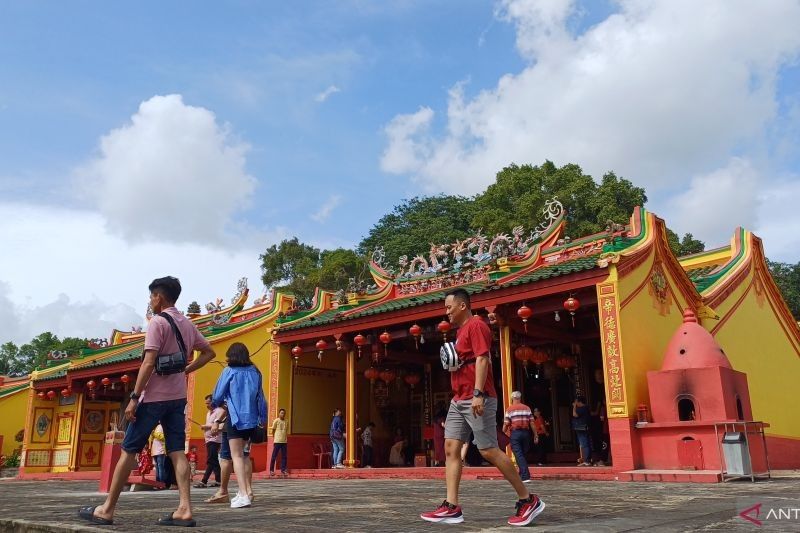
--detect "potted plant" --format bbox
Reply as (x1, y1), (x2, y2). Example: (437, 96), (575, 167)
(0, 450), (21, 478)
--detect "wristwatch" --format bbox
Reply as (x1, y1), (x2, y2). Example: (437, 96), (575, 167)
(473, 389), (485, 398)
(129, 391), (140, 401)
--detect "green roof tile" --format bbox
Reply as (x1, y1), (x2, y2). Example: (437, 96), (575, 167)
(279, 255), (602, 332)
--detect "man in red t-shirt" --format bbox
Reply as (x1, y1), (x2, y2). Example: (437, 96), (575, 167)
(421, 289), (545, 527)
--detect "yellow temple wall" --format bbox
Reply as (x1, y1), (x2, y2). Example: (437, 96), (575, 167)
(0, 387), (28, 456)
(188, 325), (273, 442)
(704, 269), (800, 439)
(289, 348), (347, 435)
(614, 251), (693, 416)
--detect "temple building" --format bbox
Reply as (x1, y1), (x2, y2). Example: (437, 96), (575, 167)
(16, 280), (296, 475)
(7, 200), (800, 482)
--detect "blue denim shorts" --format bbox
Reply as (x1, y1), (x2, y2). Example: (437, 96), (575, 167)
(219, 430), (252, 461)
(121, 398), (187, 454)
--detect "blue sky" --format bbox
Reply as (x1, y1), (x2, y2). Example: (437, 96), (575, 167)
(1, 0), (799, 344)
(0, 1), (525, 245)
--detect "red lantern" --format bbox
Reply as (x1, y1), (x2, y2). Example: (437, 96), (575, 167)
(37, 391), (45, 400)
(404, 372), (421, 389)
(120, 374), (130, 384)
(315, 339), (328, 361)
(530, 349), (549, 366)
(514, 345), (532, 363)
(86, 380), (96, 390)
(517, 304), (533, 332)
(563, 296), (580, 327)
(555, 354), (577, 371)
(379, 331), (392, 356)
(353, 333), (368, 358)
(291, 345), (303, 366)
(101, 377), (111, 389)
(437, 320), (452, 341)
(379, 369), (396, 384)
(46, 390), (56, 400)
(61, 388), (70, 397)
(364, 367), (379, 382)
(409, 323), (422, 349)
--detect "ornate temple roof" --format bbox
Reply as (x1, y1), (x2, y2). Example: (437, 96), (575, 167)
(276, 199), (621, 335)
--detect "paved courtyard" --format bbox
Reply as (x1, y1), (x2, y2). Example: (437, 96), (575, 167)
(0, 474), (798, 532)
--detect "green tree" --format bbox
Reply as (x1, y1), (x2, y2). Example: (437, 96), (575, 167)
(312, 248), (367, 292)
(666, 229), (706, 257)
(471, 162), (647, 239)
(0, 342), (20, 375)
(767, 260), (800, 320)
(59, 337), (88, 356)
(187, 301), (201, 314)
(17, 332), (60, 371)
(260, 238), (321, 307)
(358, 195), (475, 267)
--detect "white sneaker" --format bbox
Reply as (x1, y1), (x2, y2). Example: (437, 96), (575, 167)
(334, 464), (345, 469)
(231, 493), (251, 508)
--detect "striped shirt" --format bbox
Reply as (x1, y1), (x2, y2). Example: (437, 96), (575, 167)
(505, 401), (533, 430)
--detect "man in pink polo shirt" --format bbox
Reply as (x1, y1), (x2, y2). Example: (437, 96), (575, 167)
(79, 276), (216, 528)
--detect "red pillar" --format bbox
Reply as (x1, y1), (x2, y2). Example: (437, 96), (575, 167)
(98, 430), (125, 493)
(608, 418), (640, 473)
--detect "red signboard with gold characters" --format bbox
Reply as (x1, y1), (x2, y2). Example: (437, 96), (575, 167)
(598, 284), (628, 417)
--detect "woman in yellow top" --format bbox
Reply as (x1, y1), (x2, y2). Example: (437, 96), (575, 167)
(150, 424), (176, 489)
(269, 408), (288, 477)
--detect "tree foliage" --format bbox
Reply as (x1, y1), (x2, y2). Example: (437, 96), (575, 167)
(0, 333), (90, 375)
(357, 195), (475, 267)
(666, 229), (706, 257)
(768, 260), (800, 320)
(260, 238), (367, 307)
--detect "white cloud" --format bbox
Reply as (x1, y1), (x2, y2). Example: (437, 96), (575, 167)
(755, 178), (800, 262)
(380, 0), (800, 259)
(315, 85), (341, 103)
(667, 157), (760, 247)
(310, 194), (343, 222)
(380, 107), (434, 174)
(0, 202), (274, 345)
(77, 94), (256, 245)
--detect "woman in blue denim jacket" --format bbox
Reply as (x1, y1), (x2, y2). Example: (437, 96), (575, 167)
(212, 343), (267, 507)
(330, 408), (345, 468)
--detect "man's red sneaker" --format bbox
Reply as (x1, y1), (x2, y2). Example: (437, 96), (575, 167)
(507, 494), (545, 526)
(420, 500), (464, 524)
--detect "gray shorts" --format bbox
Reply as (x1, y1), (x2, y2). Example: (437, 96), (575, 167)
(444, 397), (499, 450)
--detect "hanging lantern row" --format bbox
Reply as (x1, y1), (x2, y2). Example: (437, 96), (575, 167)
(517, 304), (533, 333)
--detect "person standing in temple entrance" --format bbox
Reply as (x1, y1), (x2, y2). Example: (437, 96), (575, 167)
(269, 408), (288, 477)
(502, 391), (536, 483)
(421, 289), (545, 527)
(78, 276), (216, 527)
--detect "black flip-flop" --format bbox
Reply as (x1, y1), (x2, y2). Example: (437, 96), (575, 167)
(78, 505), (113, 525)
(157, 512), (197, 527)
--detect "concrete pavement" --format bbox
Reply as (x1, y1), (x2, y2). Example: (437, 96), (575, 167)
(0, 473), (798, 532)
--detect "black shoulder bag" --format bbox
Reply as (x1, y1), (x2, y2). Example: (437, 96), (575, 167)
(154, 312), (188, 375)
